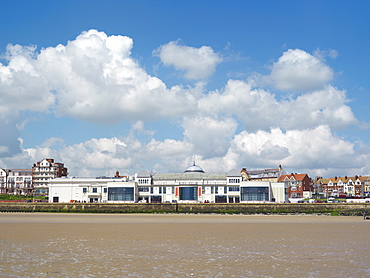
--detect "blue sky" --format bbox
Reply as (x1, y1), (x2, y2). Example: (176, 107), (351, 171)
(0, 0), (370, 177)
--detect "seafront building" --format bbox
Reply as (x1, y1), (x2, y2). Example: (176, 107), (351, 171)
(48, 164), (290, 203)
(3, 157), (370, 201)
(278, 173), (313, 199)
(48, 175), (136, 203)
(320, 175), (367, 197)
(0, 168), (33, 195)
(32, 158), (68, 196)
(241, 165), (285, 182)
(0, 158), (68, 196)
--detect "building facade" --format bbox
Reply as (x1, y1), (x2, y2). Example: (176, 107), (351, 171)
(48, 176), (136, 203)
(240, 181), (289, 203)
(323, 176), (366, 197)
(0, 168), (33, 195)
(241, 165), (286, 182)
(135, 166), (243, 204)
(47, 164), (289, 203)
(278, 173), (312, 199)
(32, 159), (68, 196)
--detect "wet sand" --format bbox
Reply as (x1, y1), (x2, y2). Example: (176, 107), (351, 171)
(0, 213), (369, 277)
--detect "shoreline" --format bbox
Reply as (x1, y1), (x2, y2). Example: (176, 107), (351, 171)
(1, 213), (368, 277)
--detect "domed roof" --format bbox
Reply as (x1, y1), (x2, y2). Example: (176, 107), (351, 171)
(137, 170), (151, 178)
(184, 162), (204, 173)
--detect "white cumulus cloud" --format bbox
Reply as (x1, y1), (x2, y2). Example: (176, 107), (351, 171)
(198, 79), (356, 131)
(269, 49), (334, 92)
(231, 125), (360, 172)
(0, 30), (366, 178)
(182, 114), (238, 157)
(154, 40), (223, 79)
(0, 44), (55, 115)
(1, 30), (199, 124)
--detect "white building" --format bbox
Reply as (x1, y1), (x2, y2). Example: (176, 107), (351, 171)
(47, 164), (289, 203)
(136, 165), (242, 203)
(136, 164), (288, 203)
(240, 181), (289, 203)
(48, 176), (136, 203)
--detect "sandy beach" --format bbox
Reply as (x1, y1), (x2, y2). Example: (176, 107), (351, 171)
(0, 213), (369, 277)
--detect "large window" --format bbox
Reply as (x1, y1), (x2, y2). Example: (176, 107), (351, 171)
(215, 195), (227, 203)
(108, 187), (134, 201)
(241, 187), (269, 201)
(228, 178), (240, 184)
(228, 186), (240, 192)
(138, 186), (150, 192)
(179, 187), (197, 200)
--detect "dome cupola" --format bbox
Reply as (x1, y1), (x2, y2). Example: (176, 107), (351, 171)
(184, 162), (204, 173)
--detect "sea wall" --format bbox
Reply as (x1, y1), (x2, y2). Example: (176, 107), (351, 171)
(0, 203), (370, 216)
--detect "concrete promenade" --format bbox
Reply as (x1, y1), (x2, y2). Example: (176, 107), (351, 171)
(0, 202), (369, 215)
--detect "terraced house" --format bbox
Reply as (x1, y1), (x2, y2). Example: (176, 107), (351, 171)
(324, 176), (366, 197)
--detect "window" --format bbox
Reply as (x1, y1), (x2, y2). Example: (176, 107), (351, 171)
(83, 188), (87, 193)
(103, 188), (107, 193)
(108, 187), (134, 201)
(92, 188), (97, 193)
(138, 179), (150, 184)
(179, 187), (197, 200)
(228, 178), (240, 184)
(241, 187), (269, 201)
(215, 195), (227, 203)
(228, 186), (240, 192)
(138, 186), (150, 192)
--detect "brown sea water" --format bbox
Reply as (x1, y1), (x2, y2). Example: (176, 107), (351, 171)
(0, 213), (369, 277)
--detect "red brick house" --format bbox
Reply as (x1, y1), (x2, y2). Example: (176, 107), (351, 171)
(278, 173), (312, 198)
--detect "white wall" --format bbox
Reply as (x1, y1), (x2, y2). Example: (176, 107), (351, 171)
(271, 182), (289, 203)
